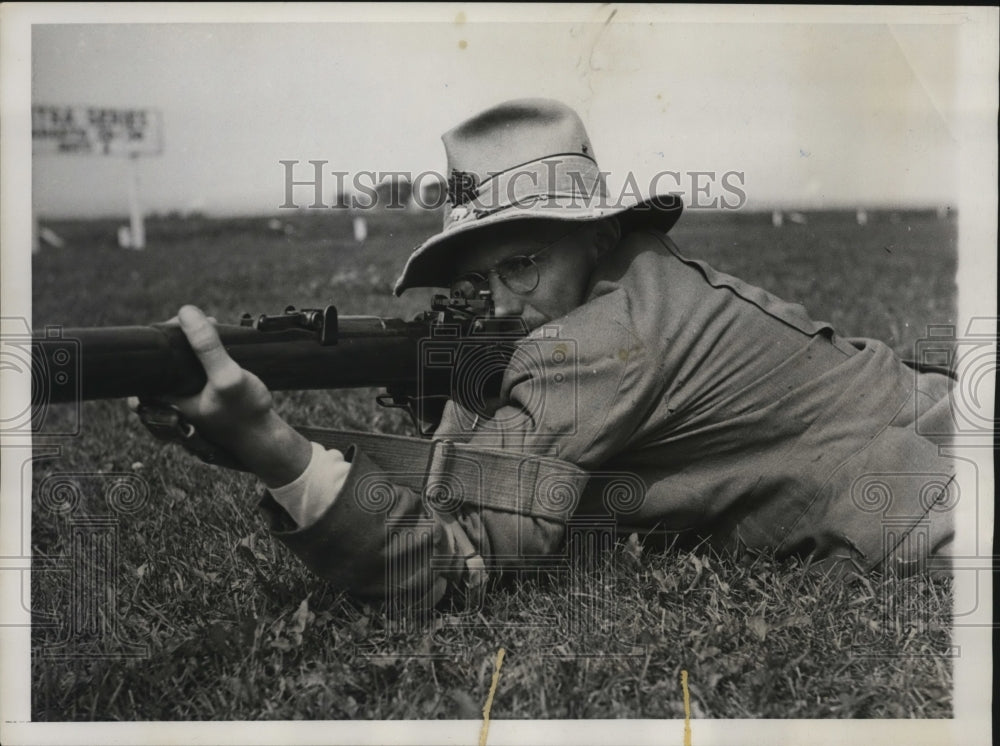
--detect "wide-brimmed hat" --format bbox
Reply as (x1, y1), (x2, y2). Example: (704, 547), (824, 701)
(393, 98), (683, 296)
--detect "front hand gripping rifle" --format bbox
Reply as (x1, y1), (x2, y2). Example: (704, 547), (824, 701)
(31, 292), (527, 436)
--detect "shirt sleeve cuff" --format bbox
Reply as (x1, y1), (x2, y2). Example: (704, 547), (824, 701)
(266, 441), (351, 527)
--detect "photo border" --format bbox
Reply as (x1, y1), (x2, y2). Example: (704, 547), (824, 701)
(2, 4), (996, 745)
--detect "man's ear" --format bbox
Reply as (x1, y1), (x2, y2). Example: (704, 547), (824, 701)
(592, 217), (622, 258)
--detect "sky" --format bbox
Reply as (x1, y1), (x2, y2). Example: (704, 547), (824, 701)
(24, 6), (979, 218)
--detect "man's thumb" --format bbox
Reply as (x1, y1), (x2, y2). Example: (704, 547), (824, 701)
(177, 305), (240, 386)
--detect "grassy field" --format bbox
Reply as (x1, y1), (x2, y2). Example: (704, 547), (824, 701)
(29, 208), (957, 720)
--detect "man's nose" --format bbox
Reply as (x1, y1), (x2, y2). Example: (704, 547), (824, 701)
(488, 272), (524, 317)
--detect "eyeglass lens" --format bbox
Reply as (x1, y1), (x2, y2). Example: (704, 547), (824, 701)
(451, 255), (538, 299)
(449, 224), (586, 300)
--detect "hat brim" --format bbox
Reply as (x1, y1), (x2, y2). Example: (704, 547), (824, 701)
(393, 193), (683, 295)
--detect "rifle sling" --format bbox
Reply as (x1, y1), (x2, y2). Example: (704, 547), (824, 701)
(293, 426), (586, 522)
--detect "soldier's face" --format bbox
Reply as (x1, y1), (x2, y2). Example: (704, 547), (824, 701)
(449, 220), (601, 330)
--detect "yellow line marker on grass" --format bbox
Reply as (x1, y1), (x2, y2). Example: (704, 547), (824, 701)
(479, 647), (506, 746)
(681, 669), (692, 746)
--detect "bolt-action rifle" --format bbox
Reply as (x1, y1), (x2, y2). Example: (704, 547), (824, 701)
(31, 292), (526, 435)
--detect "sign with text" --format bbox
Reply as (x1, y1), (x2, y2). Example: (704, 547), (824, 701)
(32, 105), (163, 157)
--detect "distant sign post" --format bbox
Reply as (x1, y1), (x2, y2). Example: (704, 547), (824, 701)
(32, 105), (163, 249)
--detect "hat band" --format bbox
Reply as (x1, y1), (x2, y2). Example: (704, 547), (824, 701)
(443, 154), (605, 230)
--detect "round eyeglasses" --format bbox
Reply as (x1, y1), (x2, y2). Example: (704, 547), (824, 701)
(449, 225), (584, 300)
